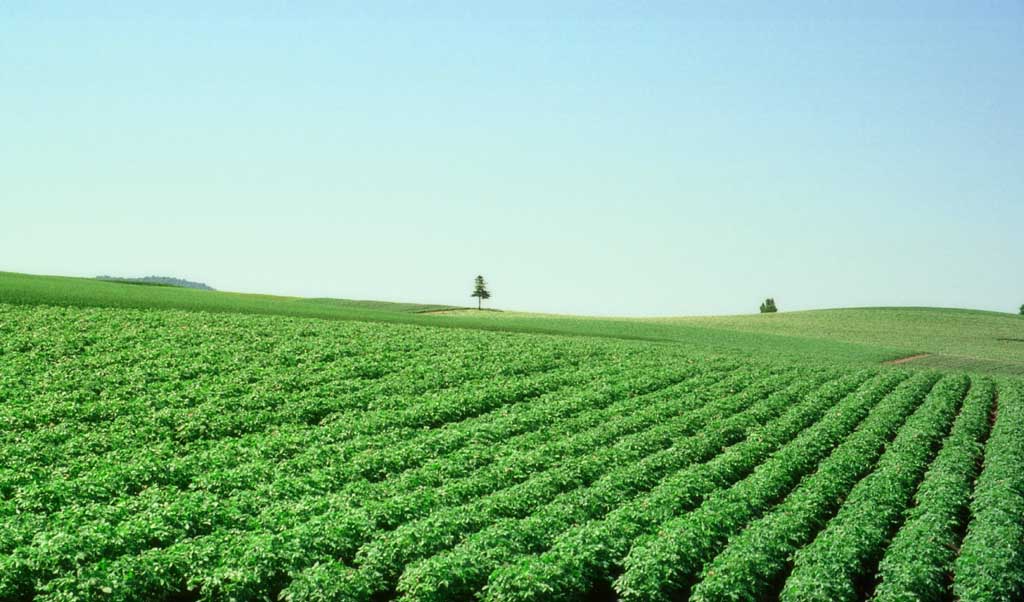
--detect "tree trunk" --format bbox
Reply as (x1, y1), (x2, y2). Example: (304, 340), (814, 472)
(477, 297), (481, 310)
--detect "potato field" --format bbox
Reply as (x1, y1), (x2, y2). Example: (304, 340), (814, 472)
(1, 303), (1022, 602)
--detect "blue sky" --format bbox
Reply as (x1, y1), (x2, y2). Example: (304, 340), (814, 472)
(2, 2), (1022, 315)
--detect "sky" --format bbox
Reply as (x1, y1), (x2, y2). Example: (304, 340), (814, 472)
(2, 2), (1022, 316)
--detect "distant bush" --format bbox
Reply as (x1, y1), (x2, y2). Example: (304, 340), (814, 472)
(760, 298), (778, 314)
(1019, 304), (1023, 315)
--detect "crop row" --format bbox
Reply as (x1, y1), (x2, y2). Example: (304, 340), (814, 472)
(17, 363), (792, 601)
(2, 328), (707, 520)
(614, 370), (941, 602)
(0, 305), (580, 438)
(5, 361), (596, 511)
(871, 377), (995, 602)
(1, 361), (622, 562)
(398, 371), (874, 602)
(777, 374), (969, 601)
(952, 379), (1024, 601)
(478, 369), (890, 602)
(680, 372), (961, 602)
(27, 360), (757, 601)
(3, 357), (736, 598)
(1, 311), (602, 507)
(276, 370), (825, 602)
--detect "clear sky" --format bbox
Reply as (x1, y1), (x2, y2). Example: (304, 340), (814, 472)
(3, 2), (1022, 316)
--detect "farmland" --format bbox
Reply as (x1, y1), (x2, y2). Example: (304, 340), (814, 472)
(661, 307), (1024, 375)
(6, 271), (1024, 376)
(2, 293), (1023, 602)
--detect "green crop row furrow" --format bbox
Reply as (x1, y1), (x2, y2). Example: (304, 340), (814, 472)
(685, 373), (960, 602)
(351, 362), (753, 523)
(4, 358), (600, 516)
(777, 374), (969, 602)
(4, 360), (721, 598)
(952, 379), (1024, 602)
(290, 362), (751, 538)
(0, 309), (578, 457)
(273, 369), (806, 602)
(0, 346), (575, 501)
(6, 302), (1020, 602)
(480, 369), (897, 602)
(614, 370), (941, 602)
(160, 362), (630, 497)
(25, 361), (752, 600)
(0, 360), (618, 565)
(871, 378), (996, 602)
(692, 374), (978, 597)
(394, 372), (865, 602)
(190, 367), (754, 601)
(2, 346), (645, 518)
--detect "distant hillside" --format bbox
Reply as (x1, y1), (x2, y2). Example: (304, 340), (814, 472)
(96, 275), (215, 291)
(654, 306), (1024, 375)
(4, 270), (1022, 375)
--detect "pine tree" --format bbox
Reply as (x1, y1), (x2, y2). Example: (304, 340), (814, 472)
(471, 275), (491, 310)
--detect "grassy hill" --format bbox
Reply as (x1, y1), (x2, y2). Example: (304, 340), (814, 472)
(0, 271), (900, 369)
(2, 270), (1021, 374)
(430, 307), (1024, 376)
(0, 271), (462, 319)
(656, 307), (1024, 375)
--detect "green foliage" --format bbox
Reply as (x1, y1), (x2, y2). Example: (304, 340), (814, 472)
(480, 370), (873, 602)
(760, 297), (778, 313)
(2, 284), (1024, 602)
(872, 378), (996, 602)
(614, 371), (936, 602)
(0, 270), (922, 372)
(471, 275), (492, 309)
(779, 374), (969, 601)
(394, 374), (848, 602)
(13, 269), (1024, 374)
(668, 306), (1024, 375)
(685, 375), (953, 602)
(953, 379), (1024, 601)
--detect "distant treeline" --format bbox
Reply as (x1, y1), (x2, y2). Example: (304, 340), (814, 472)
(96, 275), (215, 291)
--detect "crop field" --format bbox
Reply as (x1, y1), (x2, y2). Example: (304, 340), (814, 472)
(11, 271), (1024, 376)
(2, 301), (1023, 602)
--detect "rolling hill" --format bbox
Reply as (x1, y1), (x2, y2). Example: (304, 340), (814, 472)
(2, 270), (1021, 375)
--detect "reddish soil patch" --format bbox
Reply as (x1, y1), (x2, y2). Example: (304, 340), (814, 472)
(884, 353), (931, 365)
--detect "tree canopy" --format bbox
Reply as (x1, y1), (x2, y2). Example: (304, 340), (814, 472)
(760, 298), (778, 313)
(471, 275), (491, 309)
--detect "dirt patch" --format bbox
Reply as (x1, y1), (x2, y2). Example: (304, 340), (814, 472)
(885, 353), (931, 365)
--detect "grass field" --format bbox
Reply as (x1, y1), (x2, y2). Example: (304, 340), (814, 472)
(0, 271), (462, 318)
(663, 307), (1024, 375)
(6, 270), (1023, 375)
(2, 270), (1024, 601)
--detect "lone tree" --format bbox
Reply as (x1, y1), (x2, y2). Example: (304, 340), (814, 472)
(1020, 303), (1023, 315)
(471, 275), (491, 310)
(760, 298), (778, 313)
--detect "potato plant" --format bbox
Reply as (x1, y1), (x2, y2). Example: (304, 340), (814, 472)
(1, 303), (1022, 602)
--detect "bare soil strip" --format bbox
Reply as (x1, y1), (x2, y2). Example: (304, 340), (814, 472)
(885, 353), (931, 365)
